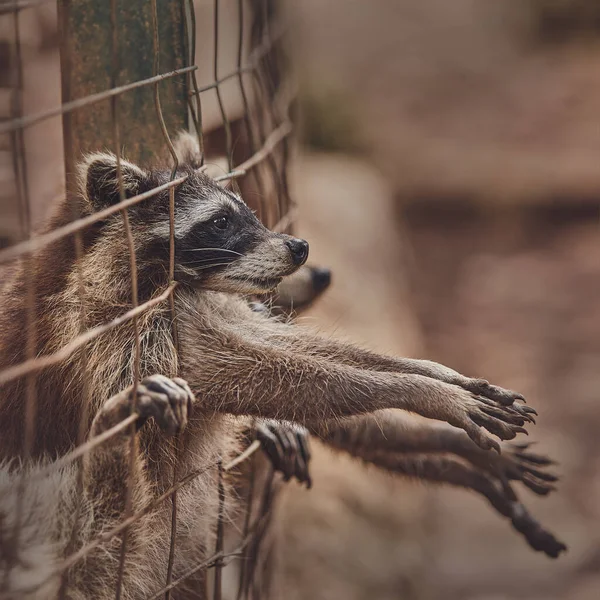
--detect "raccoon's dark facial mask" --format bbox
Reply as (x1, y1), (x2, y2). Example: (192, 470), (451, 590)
(170, 172), (308, 293)
(80, 145), (309, 295)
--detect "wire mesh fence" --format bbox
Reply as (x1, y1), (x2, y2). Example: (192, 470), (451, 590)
(0, 0), (295, 597)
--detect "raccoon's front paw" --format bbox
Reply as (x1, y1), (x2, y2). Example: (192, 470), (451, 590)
(256, 419), (312, 488)
(500, 442), (558, 496)
(134, 375), (194, 436)
(445, 388), (534, 453)
(91, 375), (194, 438)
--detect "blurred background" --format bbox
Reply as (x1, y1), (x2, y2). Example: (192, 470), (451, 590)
(277, 1), (600, 599)
(2, 1), (600, 598)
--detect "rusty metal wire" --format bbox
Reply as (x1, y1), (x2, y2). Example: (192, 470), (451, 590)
(147, 0), (184, 595)
(111, 0), (143, 595)
(2, 0), (38, 590)
(213, 0), (233, 174)
(0, 66), (199, 136)
(184, 0), (205, 164)
(0, 0), (295, 598)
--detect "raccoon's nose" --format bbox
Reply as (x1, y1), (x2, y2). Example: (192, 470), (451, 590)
(311, 267), (331, 293)
(285, 238), (309, 266)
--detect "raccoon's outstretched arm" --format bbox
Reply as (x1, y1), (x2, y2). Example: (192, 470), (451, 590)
(313, 412), (557, 496)
(262, 323), (526, 407)
(179, 330), (529, 452)
(361, 452), (566, 558)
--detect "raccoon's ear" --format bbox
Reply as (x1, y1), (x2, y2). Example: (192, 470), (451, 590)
(173, 131), (202, 169)
(80, 152), (149, 210)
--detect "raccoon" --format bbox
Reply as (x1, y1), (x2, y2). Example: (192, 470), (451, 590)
(0, 132), (544, 598)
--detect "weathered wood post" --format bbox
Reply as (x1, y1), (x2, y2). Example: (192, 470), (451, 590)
(58, 0), (190, 191)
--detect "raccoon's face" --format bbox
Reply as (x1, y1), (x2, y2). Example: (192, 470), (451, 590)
(81, 147), (308, 295)
(168, 170), (308, 293)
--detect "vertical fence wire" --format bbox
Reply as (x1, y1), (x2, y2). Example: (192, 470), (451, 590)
(213, 0), (233, 173)
(235, 443), (257, 600)
(236, 0), (266, 221)
(185, 0), (205, 165)
(5, 3), (39, 591)
(108, 1), (145, 597)
(248, 2), (284, 228)
(257, 0), (283, 225)
(213, 461), (226, 600)
(245, 468), (276, 600)
(0, 1), (297, 598)
(149, 0), (184, 593)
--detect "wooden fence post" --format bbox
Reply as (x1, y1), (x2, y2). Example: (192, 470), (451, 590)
(58, 0), (189, 192)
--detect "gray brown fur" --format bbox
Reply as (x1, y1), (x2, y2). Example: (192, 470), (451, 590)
(0, 132), (546, 598)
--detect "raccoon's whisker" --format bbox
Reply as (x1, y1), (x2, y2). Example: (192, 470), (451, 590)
(190, 261), (237, 270)
(185, 253), (239, 262)
(180, 248), (244, 256)
(185, 257), (238, 266)
(186, 255), (236, 262)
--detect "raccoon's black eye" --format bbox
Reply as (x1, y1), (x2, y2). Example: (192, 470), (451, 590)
(212, 216), (229, 230)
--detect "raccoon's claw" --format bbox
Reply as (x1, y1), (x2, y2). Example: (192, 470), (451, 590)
(256, 419), (312, 488)
(134, 374), (193, 436)
(465, 378), (526, 406)
(475, 399), (534, 426)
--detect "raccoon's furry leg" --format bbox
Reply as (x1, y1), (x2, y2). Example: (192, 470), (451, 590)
(314, 411), (557, 496)
(179, 316), (529, 453)
(310, 412), (565, 557)
(69, 374), (193, 599)
(359, 451), (566, 558)
(255, 269), (565, 556)
(259, 325), (530, 408)
(83, 373), (192, 519)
